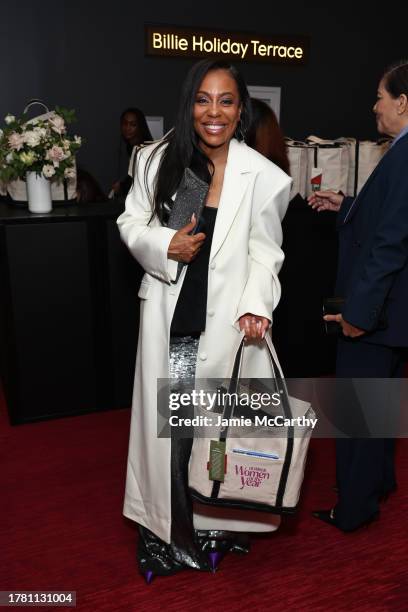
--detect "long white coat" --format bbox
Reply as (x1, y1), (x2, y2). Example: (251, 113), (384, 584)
(117, 138), (292, 543)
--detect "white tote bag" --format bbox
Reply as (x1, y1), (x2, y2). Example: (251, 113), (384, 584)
(188, 333), (315, 514)
(347, 139), (390, 196)
(305, 135), (350, 197)
(285, 138), (309, 199)
(7, 168), (77, 202)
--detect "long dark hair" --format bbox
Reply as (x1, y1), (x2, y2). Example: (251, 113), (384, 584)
(382, 60), (408, 98)
(246, 98), (290, 175)
(117, 107), (153, 181)
(142, 59), (252, 224)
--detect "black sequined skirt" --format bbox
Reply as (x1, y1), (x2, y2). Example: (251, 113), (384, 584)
(138, 336), (209, 574)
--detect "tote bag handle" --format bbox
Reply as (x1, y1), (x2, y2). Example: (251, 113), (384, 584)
(212, 332), (295, 508)
(22, 99), (56, 126)
(229, 331), (286, 387)
(23, 99), (50, 114)
(221, 331), (293, 433)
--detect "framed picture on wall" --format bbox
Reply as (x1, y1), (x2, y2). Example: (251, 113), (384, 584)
(146, 116), (164, 140)
(247, 86), (281, 122)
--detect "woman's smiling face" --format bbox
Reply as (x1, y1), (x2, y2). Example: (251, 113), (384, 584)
(193, 69), (241, 154)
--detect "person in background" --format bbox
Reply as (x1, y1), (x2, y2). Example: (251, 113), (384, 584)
(308, 60), (408, 531)
(76, 167), (107, 203)
(245, 97), (290, 174)
(111, 107), (153, 198)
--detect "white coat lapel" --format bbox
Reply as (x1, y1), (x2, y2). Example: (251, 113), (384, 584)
(210, 139), (252, 259)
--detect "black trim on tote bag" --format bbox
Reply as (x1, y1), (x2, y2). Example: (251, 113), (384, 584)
(190, 335), (296, 514)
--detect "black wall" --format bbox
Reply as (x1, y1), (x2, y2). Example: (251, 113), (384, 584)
(0, 1), (406, 190)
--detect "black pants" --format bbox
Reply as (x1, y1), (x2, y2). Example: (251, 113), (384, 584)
(334, 338), (405, 530)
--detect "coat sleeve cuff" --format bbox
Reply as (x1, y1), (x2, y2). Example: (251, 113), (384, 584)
(342, 302), (380, 332)
(167, 258), (179, 282)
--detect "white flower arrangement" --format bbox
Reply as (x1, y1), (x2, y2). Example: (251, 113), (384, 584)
(0, 106), (82, 184)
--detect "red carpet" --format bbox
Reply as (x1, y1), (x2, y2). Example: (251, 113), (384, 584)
(1, 388), (407, 611)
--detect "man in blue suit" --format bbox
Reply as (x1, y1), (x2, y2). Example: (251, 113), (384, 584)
(308, 60), (408, 531)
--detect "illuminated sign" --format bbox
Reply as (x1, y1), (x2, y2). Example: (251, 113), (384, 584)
(145, 25), (309, 64)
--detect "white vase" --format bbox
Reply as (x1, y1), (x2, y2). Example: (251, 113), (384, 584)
(26, 171), (52, 213)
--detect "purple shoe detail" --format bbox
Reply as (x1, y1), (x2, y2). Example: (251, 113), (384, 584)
(144, 570), (154, 584)
(209, 551), (222, 572)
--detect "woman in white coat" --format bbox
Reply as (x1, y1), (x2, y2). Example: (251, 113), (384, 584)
(117, 59), (292, 580)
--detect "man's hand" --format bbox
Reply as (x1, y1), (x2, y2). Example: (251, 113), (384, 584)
(168, 214), (206, 263)
(324, 313), (365, 338)
(239, 314), (270, 341)
(308, 190), (344, 212)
